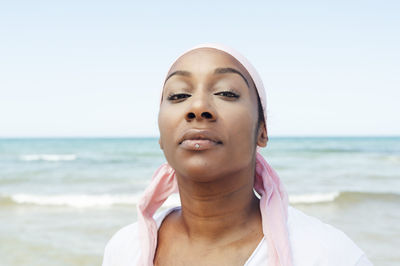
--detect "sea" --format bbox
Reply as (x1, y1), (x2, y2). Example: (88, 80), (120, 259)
(0, 137), (399, 266)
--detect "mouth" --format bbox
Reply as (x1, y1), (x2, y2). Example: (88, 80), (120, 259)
(178, 129), (223, 151)
(178, 138), (222, 145)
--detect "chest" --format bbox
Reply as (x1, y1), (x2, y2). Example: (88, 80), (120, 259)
(153, 231), (264, 266)
(154, 243), (254, 266)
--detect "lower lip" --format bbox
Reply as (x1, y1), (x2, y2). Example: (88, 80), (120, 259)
(180, 139), (221, 151)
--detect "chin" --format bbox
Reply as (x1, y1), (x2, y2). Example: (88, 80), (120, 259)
(175, 158), (223, 182)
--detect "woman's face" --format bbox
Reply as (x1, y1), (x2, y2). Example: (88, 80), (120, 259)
(158, 48), (267, 181)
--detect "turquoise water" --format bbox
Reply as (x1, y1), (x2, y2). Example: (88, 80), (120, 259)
(0, 137), (399, 265)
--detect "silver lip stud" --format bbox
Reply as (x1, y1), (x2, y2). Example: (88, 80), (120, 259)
(195, 144), (200, 149)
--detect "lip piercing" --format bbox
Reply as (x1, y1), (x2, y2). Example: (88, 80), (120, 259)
(195, 144), (200, 149)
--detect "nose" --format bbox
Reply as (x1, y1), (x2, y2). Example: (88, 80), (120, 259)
(185, 94), (217, 122)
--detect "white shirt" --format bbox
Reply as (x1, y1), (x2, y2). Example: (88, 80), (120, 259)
(102, 205), (373, 266)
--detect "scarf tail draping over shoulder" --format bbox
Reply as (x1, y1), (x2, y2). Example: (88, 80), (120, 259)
(136, 162), (178, 265)
(136, 151), (294, 266)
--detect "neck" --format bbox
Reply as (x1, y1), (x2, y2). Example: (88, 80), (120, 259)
(175, 164), (262, 242)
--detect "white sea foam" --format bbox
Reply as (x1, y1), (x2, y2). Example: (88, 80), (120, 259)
(289, 192), (340, 204)
(385, 155), (400, 164)
(8, 192), (341, 208)
(10, 193), (182, 208)
(11, 194), (137, 208)
(20, 154), (77, 161)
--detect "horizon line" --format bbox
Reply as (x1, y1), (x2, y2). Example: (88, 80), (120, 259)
(0, 135), (399, 139)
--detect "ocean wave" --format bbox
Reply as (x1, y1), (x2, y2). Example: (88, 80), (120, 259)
(289, 192), (340, 204)
(0, 191), (398, 208)
(307, 148), (361, 153)
(0, 193), (181, 208)
(6, 194), (140, 208)
(384, 155), (400, 164)
(290, 191), (400, 204)
(20, 154), (77, 161)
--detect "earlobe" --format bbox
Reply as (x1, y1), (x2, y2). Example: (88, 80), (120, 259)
(257, 125), (268, 147)
(158, 138), (163, 150)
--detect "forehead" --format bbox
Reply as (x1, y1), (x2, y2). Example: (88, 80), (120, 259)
(167, 48), (252, 79)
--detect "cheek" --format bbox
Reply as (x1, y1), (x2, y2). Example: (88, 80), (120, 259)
(224, 105), (257, 154)
(158, 105), (182, 152)
(158, 108), (173, 142)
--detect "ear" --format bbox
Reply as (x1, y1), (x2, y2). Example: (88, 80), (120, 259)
(158, 138), (163, 150)
(257, 124), (268, 147)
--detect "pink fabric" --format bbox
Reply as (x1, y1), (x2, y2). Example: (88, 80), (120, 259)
(137, 163), (178, 265)
(137, 43), (294, 266)
(254, 152), (293, 266)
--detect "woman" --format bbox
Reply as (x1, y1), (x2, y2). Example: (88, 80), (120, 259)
(102, 43), (373, 266)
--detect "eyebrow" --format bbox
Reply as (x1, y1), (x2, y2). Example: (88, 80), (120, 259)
(164, 67), (250, 87)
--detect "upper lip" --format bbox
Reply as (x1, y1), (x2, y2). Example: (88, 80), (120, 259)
(179, 129), (223, 144)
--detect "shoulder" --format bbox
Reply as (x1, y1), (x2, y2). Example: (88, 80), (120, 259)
(102, 207), (178, 266)
(287, 206), (370, 266)
(102, 221), (140, 266)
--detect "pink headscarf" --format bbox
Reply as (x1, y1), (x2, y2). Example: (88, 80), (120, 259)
(137, 43), (293, 266)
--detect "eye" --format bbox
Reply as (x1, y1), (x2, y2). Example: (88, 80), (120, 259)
(215, 90), (240, 98)
(167, 93), (191, 101)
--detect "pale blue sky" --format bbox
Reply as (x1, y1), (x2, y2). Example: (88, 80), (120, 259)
(0, 0), (399, 137)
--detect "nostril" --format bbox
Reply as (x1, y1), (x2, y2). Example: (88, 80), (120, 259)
(202, 112), (212, 119)
(186, 111), (214, 120)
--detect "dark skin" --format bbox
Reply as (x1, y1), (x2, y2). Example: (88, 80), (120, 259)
(156, 48), (268, 266)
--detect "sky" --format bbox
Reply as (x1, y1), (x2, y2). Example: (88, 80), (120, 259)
(0, 0), (399, 137)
